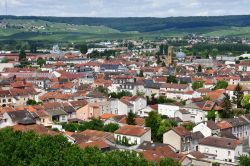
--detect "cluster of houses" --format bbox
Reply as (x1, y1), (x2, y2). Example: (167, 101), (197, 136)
(1, 50), (250, 165)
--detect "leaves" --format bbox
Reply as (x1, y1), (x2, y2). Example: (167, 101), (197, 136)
(214, 80), (228, 90)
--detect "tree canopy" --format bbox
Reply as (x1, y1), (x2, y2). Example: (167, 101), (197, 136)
(127, 110), (136, 125)
(214, 80), (228, 90)
(19, 49), (26, 62)
(166, 75), (178, 84)
(192, 81), (203, 90)
(80, 44), (88, 54)
(0, 127), (181, 166)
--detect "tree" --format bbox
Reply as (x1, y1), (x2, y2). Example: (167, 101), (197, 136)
(138, 70), (144, 77)
(159, 158), (181, 166)
(239, 155), (250, 166)
(37, 57), (46, 68)
(233, 83), (243, 108)
(156, 53), (161, 64)
(167, 75), (178, 83)
(198, 65), (202, 72)
(192, 81), (203, 90)
(1, 58), (10, 63)
(207, 109), (216, 121)
(109, 90), (132, 99)
(26, 99), (37, 106)
(80, 44), (88, 54)
(127, 110), (136, 125)
(103, 123), (119, 132)
(19, 49), (26, 61)
(220, 94), (233, 118)
(127, 42), (134, 50)
(145, 111), (161, 142)
(95, 86), (109, 96)
(242, 94), (250, 109)
(157, 119), (172, 142)
(182, 122), (195, 131)
(214, 80), (228, 90)
(30, 43), (37, 53)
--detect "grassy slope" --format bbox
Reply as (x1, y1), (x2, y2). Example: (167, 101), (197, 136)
(1, 19), (250, 41)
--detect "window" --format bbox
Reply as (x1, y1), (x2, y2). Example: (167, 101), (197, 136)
(2, 99), (6, 103)
(228, 151), (231, 156)
(8, 99), (11, 102)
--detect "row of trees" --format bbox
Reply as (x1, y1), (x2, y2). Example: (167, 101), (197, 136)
(0, 127), (181, 166)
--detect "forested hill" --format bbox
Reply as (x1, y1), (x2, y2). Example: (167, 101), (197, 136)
(1, 15), (250, 32)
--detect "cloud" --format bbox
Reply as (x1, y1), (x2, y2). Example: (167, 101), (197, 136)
(0, 0), (249, 17)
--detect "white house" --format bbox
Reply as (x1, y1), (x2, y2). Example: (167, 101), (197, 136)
(193, 121), (220, 137)
(198, 136), (243, 163)
(114, 125), (151, 145)
(158, 104), (180, 118)
(109, 98), (133, 115)
(175, 109), (191, 122)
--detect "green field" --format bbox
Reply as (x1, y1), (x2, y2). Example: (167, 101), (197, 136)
(1, 18), (250, 42)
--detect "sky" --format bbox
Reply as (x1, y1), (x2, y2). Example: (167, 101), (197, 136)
(0, 0), (250, 17)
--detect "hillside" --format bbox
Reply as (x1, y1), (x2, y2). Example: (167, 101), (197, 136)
(1, 15), (250, 41)
(1, 15), (250, 32)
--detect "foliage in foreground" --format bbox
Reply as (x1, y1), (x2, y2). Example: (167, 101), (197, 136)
(0, 128), (180, 166)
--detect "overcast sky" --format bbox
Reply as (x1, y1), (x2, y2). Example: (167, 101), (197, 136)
(0, 0), (250, 17)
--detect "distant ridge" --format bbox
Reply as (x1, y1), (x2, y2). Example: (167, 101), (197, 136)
(1, 15), (250, 32)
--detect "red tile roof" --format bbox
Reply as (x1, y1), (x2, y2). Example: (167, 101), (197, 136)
(115, 125), (150, 137)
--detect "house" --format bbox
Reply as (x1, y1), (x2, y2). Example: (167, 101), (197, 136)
(119, 82), (145, 96)
(182, 101), (217, 124)
(144, 82), (161, 97)
(163, 126), (192, 153)
(100, 64), (128, 73)
(142, 146), (183, 163)
(174, 109), (191, 122)
(72, 129), (112, 144)
(79, 140), (111, 152)
(0, 90), (13, 107)
(0, 110), (37, 128)
(217, 116), (249, 140)
(158, 104), (180, 118)
(198, 136), (243, 163)
(165, 90), (201, 100)
(10, 88), (39, 106)
(109, 98), (133, 115)
(45, 109), (68, 123)
(114, 125), (151, 145)
(110, 75), (135, 92)
(193, 120), (220, 137)
(160, 83), (190, 96)
(238, 61), (250, 72)
(71, 100), (100, 121)
(13, 124), (58, 136)
(35, 109), (53, 127)
(137, 105), (155, 117)
(121, 96), (147, 115)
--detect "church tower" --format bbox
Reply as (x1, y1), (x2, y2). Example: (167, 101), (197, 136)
(167, 46), (173, 66)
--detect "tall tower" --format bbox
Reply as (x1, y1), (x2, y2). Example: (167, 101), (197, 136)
(167, 46), (173, 66)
